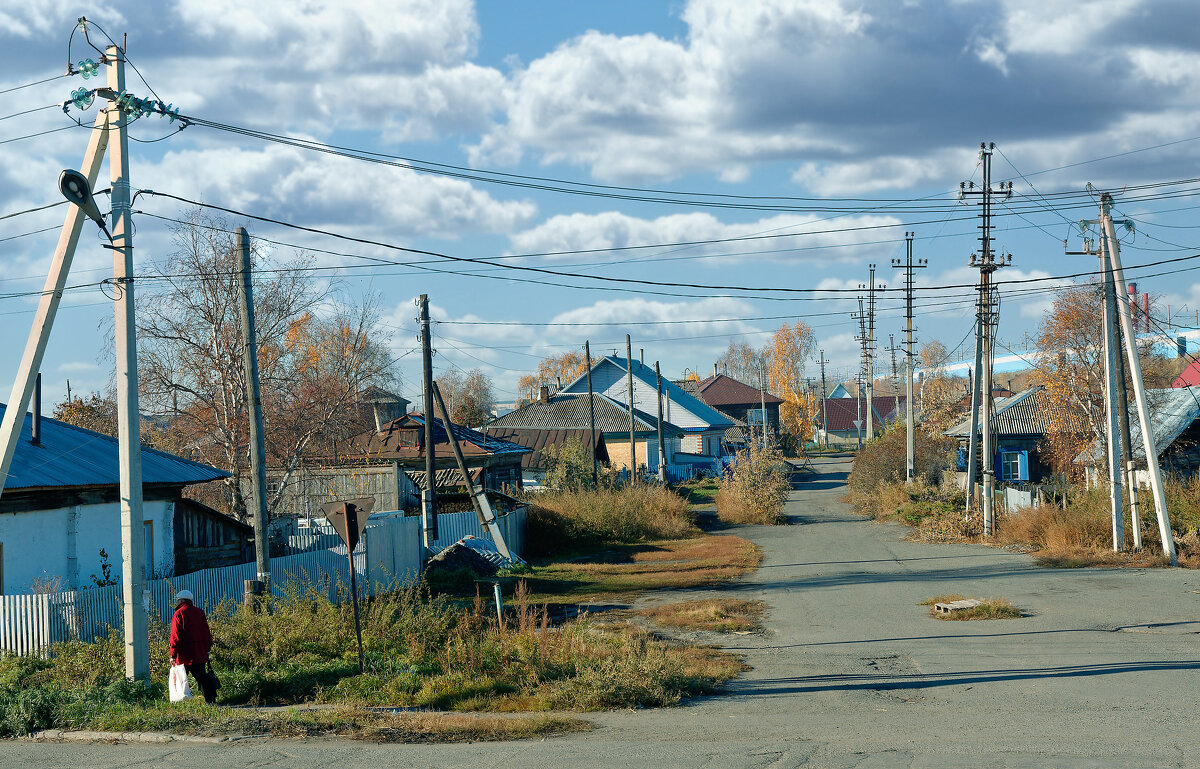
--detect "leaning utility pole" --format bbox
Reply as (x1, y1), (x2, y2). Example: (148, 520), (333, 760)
(959, 143), (1012, 535)
(584, 341), (598, 486)
(625, 335), (637, 482)
(818, 350), (829, 449)
(419, 294), (437, 543)
(236, 227), (270, 591)
(892, 232), (926, 484)
(1099, 193), (1176, 564)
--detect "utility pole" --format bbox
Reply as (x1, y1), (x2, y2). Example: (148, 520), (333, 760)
(237, 227), (270, 592)
(419, 295), (437, 543)
(860, 266), (883, 441)
(626, 335), (637, 482)
(1112, 305), (1143, 550)
(1099, 193), (1176, 564)
(959, 142), (1012, 535)
(818, 350), (829, 449)
(655, 362), (667, 482)
(892, 232), (926, 484)
(584, 341), (598, 487)
(886, 334), (900, 393)
(853, 297), (870, 446)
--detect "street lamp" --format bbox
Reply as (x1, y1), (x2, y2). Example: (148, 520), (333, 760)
(59, 168), (111, 240)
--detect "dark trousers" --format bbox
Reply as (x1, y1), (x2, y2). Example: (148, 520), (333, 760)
(184, 663), (217, 703)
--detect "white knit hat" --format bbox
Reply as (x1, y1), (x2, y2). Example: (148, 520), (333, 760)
(175, 589), (194, 602)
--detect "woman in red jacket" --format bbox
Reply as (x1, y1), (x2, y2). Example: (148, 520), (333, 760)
(168, 589), (217, 703)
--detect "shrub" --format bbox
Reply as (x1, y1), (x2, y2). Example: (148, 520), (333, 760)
(845, 422), (956, 514)
(715, 444), (791, 525)
(523, 484), (695, 555)
(541, 437), (596, 491)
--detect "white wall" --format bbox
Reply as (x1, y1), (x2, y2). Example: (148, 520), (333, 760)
(0, 499), (175, 594)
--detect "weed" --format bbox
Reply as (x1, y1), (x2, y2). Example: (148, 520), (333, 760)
(919, 594), (1023, 620)
(716, 445), (791, 525)
(639, 599), (765, 633)
(523, 485), (696, 556)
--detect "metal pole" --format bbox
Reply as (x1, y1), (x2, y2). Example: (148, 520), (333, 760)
(237, 228), (271, 589)
(419, 295), (437, 540)
(108, 45), (149, 682)
(1100, 238), (1125, 550)
(626, 335), (637, 481)
(656, 362), (667, 481)
(0, 107), (109, 493)
(345, 504), (365, 674)
(1101, 194), (1175, 564)
(585, 341), (598, 486)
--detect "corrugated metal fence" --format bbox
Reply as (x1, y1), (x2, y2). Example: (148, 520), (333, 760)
(1, 506), (526, 656)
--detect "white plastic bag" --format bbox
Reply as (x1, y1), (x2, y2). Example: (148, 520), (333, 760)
(169, 663), (192, 702)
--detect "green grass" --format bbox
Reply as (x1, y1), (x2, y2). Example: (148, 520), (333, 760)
(918, 594), (1023, 620)
(675, 477), (720, 506)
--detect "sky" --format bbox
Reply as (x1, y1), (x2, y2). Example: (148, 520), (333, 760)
(1, 0), (1200, 409)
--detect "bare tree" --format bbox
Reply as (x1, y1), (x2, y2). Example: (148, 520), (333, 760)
(135, 210), (395, 520)
(435, 367), (495, 427)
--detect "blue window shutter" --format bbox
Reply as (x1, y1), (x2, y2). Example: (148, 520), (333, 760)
(1018, 451), (1029, 481)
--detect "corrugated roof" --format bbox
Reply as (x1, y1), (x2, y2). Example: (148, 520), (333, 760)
(1119, 387), (1200, 460)
(943, 388), (1056, 438)
(346, 412), (531, 461)
(1, 404), (228, 491)
(562, 356), (734, 430)
(820, 396), (908, 432)
(691, 374), (784, 407)
(481, 427), (609, 470)
(485, 393), (683, 436)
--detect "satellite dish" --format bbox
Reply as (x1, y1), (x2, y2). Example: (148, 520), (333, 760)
(59, 169), (110, 239)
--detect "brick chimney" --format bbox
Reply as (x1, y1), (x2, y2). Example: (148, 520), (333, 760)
(539, 385), (550, 403)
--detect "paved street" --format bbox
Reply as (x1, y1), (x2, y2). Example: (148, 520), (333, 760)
(7, 455), (1200, 768)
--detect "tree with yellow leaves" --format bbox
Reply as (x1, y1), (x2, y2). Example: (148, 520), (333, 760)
(765, 321), (817, 441)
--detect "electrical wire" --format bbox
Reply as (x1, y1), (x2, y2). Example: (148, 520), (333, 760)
(0, 73), (70, 96)
(0, 104), (59, 123)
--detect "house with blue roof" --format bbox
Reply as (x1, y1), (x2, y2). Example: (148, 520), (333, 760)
(560, 355), (735, 472)
(0, 402), (236, 595)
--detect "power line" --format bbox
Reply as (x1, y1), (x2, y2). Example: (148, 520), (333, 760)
(0, 72), (70, 96)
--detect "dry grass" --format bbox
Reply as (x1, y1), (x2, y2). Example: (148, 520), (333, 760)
(523, 535), (763, 605)
(918, 594), (1023, 621)
(78, 703), (590, 742)
(524, 484), (696, 557)
(716, 445), (791, 525)
(639, 598), (765, 633)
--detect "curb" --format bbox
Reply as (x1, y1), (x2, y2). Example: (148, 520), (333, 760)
(27, 729), (264, 744)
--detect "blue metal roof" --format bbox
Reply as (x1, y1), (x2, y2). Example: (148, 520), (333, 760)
(1, 404), (229, 491)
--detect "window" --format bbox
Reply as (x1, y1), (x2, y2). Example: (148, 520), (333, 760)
(1001, 450), (1028, 482)
(746, 408), (765, 425)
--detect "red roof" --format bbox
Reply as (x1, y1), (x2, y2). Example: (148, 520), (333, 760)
(819, 396), (907, 432)
(1174, 357), (1200, 388)
(691, 374), (783, 407)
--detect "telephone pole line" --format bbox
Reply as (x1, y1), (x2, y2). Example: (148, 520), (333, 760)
(818, 350), (829, 449)
(959, 142), (1012, 536)
(892, 231), (926, 484)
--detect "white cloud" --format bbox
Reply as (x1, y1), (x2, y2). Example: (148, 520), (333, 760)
(508, 211), (903, 264)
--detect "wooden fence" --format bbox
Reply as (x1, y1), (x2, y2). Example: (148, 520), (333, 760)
(0, 506), (526, 656)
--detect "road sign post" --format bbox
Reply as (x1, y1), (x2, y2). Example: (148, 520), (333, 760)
(320, 497), (375, 673)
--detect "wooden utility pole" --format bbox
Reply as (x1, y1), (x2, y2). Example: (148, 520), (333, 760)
(892, 232), (926, 484)
(655, 362), (667, 482)
(584, 341), (598, 486)
(759, 364), (768, 447)
(237, 227), (271, 591)
(419, 295), (437, 543)
(626, 335), (637, 481)
(1112, 302), (1143, 549)
(1100, 236), (1125, 550)
(1100, 193), (1175, 564)
(960, 143), (1012, 534)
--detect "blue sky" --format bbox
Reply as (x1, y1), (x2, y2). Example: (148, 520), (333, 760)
(2, 0), (1200, 408)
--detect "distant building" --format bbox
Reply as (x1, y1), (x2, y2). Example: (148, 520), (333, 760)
(677, 374), (783, 437)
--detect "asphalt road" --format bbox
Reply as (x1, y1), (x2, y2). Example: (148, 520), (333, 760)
(7, 455), (1200, 768)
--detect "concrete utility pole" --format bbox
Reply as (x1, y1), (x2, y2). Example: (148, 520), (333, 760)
(419, 294), (437, 544)
(655, 362), (667, 482)
(584, 341), (598, 486)
(886, 335), (900, 393)
(1099, 194), (1175, 564)
(892, 232), (926, 484)
(626, 335), (637, 481)
(959, 143), (1012, 535)
(237, 227), (271, 591)
(108, 45), (150, 683)
(853, 297), (870, 446)
(818, 350), (829, 449)
(860, 266), (883, 441)
(759, 364), (769, 448)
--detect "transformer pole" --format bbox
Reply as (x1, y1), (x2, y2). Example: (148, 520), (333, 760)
(892, 232), (926, 484)
(959, 143), (1012, 535)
